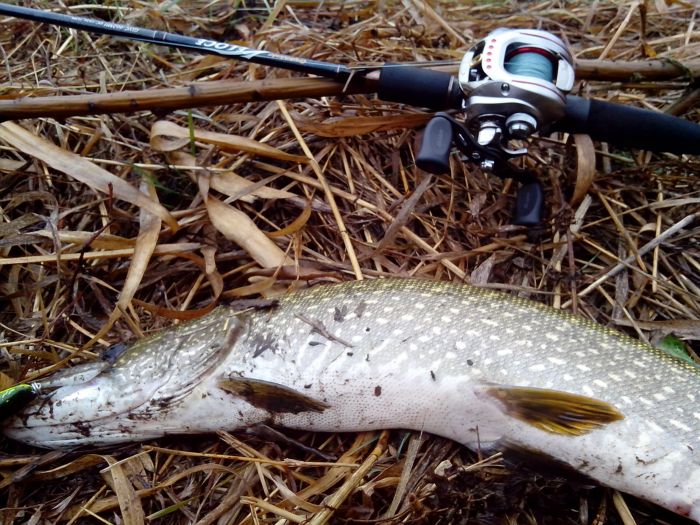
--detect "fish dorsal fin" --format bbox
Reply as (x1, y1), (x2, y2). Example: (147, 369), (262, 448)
(486, 385), (624, 436)
(219, 377), (330, 414)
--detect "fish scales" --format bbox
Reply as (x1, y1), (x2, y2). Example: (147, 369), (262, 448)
(4, 278), (700, 521)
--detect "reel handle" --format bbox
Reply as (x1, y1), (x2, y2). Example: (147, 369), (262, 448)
(514, 181), (544, 226)
(417, 114), (544, 226)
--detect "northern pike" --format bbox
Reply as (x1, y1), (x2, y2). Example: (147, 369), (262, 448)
(4, 279), (700, 521)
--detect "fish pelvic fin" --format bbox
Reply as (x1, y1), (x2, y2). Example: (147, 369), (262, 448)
(486, 385), (624, 436)
(218, 377), (330, 414)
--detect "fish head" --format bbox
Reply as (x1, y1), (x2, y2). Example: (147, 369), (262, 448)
(4, 309), (246, 448)
(3, 368), (172, 448)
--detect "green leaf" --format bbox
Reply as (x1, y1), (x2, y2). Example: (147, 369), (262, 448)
(656, 335), (697, 367)
(147, 497), (196, 520)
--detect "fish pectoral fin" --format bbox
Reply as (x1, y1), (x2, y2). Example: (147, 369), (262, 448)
(218, 377), (330, 414)
(486, 385), (624, 436)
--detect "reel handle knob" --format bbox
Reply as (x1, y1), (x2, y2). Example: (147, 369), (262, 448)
(514, 180), (544, 226)
(416, 115), (454, 173)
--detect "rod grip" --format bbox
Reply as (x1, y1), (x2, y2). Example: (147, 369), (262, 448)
(560, 96), (700, 154)
(378, 66), (462, 110)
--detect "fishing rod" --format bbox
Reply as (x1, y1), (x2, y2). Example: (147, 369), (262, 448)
(1, 3), (700, 226)
(0, 3), (355, 79)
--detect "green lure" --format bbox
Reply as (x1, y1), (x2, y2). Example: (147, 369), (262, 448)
(0, 383), (39, 421)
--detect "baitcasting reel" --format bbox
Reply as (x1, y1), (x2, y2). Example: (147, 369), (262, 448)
(416, 29), (576, 225)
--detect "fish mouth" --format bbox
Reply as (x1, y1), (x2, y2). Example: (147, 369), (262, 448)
(3, 376), (167, 448)
(4, 418), (164, 449)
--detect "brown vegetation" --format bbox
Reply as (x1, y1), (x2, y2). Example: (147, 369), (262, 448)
(0, 1), (698, 523)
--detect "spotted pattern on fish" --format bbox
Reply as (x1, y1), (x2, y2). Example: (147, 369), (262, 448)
(4, 278), (700, 521)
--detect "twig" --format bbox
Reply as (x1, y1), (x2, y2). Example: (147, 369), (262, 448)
(599, 1), (641, 60)
(0, 77), (377, 121)
(563, 212), (698, 307)
(276, 100), (364, 280)
(308, 431), (389, 525)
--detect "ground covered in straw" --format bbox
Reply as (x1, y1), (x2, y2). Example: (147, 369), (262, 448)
(0, 1), (699, 524)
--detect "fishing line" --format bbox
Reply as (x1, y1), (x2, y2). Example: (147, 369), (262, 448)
(504, 48), (555, 81)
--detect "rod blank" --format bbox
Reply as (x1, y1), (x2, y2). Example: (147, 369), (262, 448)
(0, 3), (351, 79)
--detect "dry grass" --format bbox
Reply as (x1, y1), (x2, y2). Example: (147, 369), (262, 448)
(0, 1), (699, 524)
